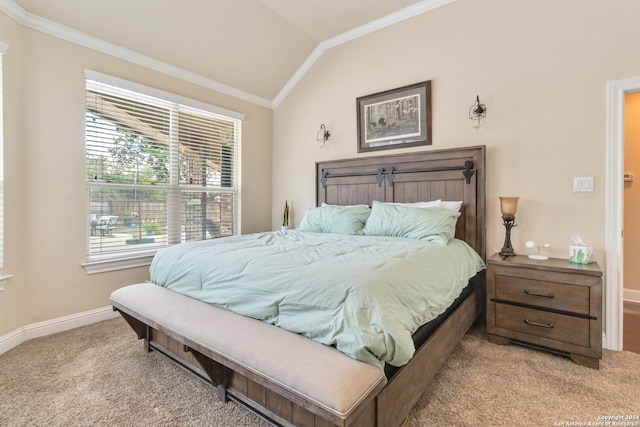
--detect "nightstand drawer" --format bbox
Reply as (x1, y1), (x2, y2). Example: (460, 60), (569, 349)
(495, 275), (590, 315)
(487, 255), (602, 368)
(495, 304), (590, 347)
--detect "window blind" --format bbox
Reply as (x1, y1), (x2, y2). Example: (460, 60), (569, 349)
(85, 76), (242, 257)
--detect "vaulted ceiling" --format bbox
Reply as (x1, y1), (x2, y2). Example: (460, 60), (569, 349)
(7, 0), (453, 107)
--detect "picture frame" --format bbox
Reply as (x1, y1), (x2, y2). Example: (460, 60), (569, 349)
(356, 81), (431, 153)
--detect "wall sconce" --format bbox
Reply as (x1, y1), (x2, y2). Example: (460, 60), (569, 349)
(469, 95), (486, 128)
(499, 196), (519, 257)
(316, 124), (331, 148)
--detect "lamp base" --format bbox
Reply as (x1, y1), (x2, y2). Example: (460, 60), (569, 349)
(499, 248), (516, 257)
(500, 216), (517, 257)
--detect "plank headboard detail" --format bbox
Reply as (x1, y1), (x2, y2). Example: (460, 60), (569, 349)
(316, 145), (486, 260)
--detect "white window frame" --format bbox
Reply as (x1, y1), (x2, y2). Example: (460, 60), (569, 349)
(82, 70), (243, 274)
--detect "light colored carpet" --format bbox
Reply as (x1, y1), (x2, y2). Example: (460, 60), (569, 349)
(1, 317), (639, 427)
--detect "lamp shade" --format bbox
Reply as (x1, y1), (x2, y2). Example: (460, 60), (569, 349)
(499, 196), (519, 217)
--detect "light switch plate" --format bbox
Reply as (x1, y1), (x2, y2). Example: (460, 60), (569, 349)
(574, 176), (594, 192)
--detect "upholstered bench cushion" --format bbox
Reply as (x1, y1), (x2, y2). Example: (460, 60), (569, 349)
(111, 283), (385, 418)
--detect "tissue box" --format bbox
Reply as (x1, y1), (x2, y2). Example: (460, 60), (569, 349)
(569, 245), (593, 264)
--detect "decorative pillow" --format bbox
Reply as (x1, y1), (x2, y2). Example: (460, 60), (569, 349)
(390, 200), (462, 238)
(362, 200), (460, 244)
(298, 205), (371, 234)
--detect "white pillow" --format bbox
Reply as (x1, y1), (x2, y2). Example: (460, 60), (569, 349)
(384, 199), (441, 208)
(441, 201), (463, 211)
(321, 202), (370, 208)
(441, 201), (463, 238)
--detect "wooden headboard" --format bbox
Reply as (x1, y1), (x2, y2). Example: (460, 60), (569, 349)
(316, 145), (486, 260)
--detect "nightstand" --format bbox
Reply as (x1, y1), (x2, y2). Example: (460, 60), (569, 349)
(486, 254), (603, 369)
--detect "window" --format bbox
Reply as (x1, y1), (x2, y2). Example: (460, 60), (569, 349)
(84, 71), (242, 271)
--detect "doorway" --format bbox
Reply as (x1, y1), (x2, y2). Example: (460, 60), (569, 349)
(606, 76), (640, 351)
(623, 92), (640, 353)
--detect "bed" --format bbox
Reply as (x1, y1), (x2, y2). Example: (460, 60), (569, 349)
(111, 145), (486, 427)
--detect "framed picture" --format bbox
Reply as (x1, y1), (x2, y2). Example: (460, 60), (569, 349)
(356, 81), (431, 153)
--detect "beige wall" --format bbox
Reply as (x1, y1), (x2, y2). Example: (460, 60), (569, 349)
(3, 0), (640, 338)
(0, 14), (273, 336)
(0, 12), (26, 334)
(625, 92), (640, 291)
(273, 0), (640, 266)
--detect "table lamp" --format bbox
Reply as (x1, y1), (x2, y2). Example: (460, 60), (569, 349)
(499, 196), (519, 257)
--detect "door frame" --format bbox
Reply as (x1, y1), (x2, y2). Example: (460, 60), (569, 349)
(605, 76), (640, 350)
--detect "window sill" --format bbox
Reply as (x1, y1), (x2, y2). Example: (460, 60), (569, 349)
(0, 274), (14, 291)
(82, 250), (157, 274)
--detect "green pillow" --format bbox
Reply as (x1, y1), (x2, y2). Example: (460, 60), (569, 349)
(362, 200), (460, 244)
(298, 205), (371, 234)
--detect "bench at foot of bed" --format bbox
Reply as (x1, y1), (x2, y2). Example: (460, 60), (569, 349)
(111, 283), (386, 427)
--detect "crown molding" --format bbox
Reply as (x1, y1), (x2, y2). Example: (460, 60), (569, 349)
(271, 44), (325, 108)
(324, 0), (455, 51)
(0, 0), (272, 108)
(0, 0), (26, 23)
(1, 0), (454, 109)
(271, 0), (455, 108)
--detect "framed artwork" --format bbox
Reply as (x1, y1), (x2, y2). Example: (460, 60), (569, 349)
(356, 81), (431, 153)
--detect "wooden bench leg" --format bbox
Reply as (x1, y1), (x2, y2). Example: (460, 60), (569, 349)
(116, 309), (151, 353)
(143, 326), (150, 353)
(185, 346), (231, 402)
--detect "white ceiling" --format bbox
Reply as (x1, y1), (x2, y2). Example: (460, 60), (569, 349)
(8, 0), (452, 106)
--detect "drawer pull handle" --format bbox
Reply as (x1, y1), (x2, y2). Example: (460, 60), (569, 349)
(524, 318), (554, 329)
(524, 289), (555, 298)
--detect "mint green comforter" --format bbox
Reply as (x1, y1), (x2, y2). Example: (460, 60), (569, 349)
(150, 230), (485, 371)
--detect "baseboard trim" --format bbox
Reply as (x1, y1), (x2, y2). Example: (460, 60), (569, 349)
(624, 288), (640, 304)
(0, 328), (23, 356)
(0, 305), (119, 355)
